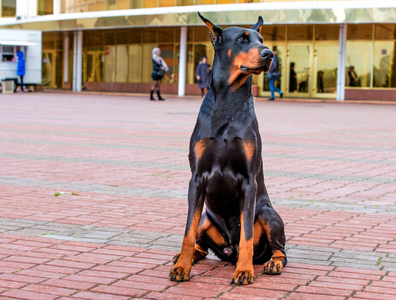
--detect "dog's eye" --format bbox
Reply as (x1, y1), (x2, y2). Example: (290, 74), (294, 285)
(237, 36), (248, 42)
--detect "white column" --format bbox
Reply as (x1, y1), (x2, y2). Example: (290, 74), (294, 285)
(337, 24), (347, 101)
(178, 26), (188, 97)
(72, 31), (77, 91)
(76, 30), (83, 92)
(63, 34), (69, 84)
(72, 30), (83, 92)
(53, 0), (61, 14)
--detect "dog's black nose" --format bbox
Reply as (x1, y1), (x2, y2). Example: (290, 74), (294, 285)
(260, 48), (274, 59)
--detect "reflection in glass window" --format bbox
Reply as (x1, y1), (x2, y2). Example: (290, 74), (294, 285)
(316, 43), (338, 93)
(346, 41), (372, 87)
(38, 0), (53, 15)
(104, 46), (116, 82)
(142, 44), (156, 83)
(373, 42), (394, 88)
(128, 45), (142, 83)
(1, 0), (16, 17)
(116, 45), (128, 82)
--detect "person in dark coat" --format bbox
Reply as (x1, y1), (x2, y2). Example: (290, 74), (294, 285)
(150, 48), (169, 101)
(289, 62), (297, 92)
(348, 66), (357, 86)
(317, 70), (324, 93)
(17, 51), (26, 92)
(196, 56), (211, 97)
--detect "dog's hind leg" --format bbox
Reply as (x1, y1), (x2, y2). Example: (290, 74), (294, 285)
(255, 205), (287, 275)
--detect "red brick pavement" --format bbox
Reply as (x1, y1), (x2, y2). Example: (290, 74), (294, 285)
(0, 92), (395, 299)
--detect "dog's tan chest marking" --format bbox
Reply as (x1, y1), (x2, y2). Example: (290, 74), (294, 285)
(242, 141), (255, 162)
(194, 139), (207, 161)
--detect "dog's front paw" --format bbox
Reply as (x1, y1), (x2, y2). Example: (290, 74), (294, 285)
(263, 259), (283, 275)
(169, 262), (192, 282)
(230, 266), (254, 285)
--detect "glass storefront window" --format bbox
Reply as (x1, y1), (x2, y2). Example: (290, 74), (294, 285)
(116, 45), (128, 82)
(346, 41), (372, 87)
(373, 41), (394, 88)
(159, 28), (175, 43)
(288, 25), (313, 41)
(261, 26), (286, 42)
(128, 45), (142, 82)
(144, 0), (157, 8)
(38, 0), (53, 15)
(315, 24), (339, 41)
(177, 0), (194, 5)
(129, 31), (142, 44)
(142, 43), (156, 83)
(160, 0), (176, 6)
(159, 44), (175, 83)
(104, 46), (116, 82)
(375, 24), (396, 40)
(1, 0), (16, 17)
(129, 0), (143, 8)
(195, 27), (211, 43)
(348, 24), (373, 40)
(143, 28), (158, 43)
(316, 42), (338, 94)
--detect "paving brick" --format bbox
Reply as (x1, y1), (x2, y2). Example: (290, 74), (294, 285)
(71, 291), (130, 300)
(295, 286), (353, 297)
(164, 286), (225, 298)
(226, 286), (288, 299)
(142, 291), (203, 300)
(353, 291), (396, 300)
(1, 289), (58, 300)
(286, 293), (345, 300)
(91, 285), (147, 297)
(0, 273), (47, 284)
(113, 279), (171, 292)
(42, 278), (97, 290)
(22, 284), (77, 297)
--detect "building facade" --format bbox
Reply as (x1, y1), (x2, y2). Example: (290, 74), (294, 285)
(1, 0), (396, 101)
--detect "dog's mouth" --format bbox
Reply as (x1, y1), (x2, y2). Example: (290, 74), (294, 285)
(240, 63), (270, 74)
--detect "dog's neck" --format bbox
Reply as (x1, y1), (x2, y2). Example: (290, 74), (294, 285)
(202, 56), (256, 130)
(209, 55), (254, 111)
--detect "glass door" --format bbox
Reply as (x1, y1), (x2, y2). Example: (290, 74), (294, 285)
(286, 43), (313, 98)
(42, 51), (57, 88)
(313, 42), (338, 98)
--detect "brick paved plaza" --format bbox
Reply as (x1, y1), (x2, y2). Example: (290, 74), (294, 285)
(0, 92), (395, 299)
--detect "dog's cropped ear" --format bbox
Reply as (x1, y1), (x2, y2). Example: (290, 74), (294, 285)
(198, 12), (223, 47)
(250, 16), (263, 32)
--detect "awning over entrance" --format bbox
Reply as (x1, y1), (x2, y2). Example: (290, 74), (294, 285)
(0, 1), (396, 31)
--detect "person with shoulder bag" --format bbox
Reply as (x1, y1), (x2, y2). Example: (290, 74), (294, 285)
(266, 49), (283, 101)
(150, 48), (169, 101)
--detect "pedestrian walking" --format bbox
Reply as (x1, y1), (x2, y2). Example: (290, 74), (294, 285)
(266, 49), (283, 101)
(150, 48), (169, 101)
(17, 51), (25, 92)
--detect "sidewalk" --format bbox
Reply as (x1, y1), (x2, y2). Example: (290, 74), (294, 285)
(0, 92), (395, 299)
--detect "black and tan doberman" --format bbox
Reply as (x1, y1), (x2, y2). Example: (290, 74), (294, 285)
(169, 12), (287, 285)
